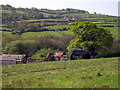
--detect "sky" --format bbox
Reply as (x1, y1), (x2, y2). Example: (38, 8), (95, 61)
(1, 0), (119, 16)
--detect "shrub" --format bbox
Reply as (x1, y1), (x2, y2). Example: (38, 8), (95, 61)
(31, 48), (54, 61)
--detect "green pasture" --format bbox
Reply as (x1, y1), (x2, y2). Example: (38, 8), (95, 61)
(0, 27), (12, 31)
(25, 19), (67, 22)
(1, 10), (12, 13)
(84, 18), (117, 20)
(44, 25), (67, 29)
(21, 31), (70, 38)
(2, 57), (118, 88)
(1, 26), (118, 40)
(0, 24), (7, 27)
(21, 27), (118, 40)
(15, 10), (27, 14)
(62, 13), (109, 17)
(1, 31), (13, 36)
(106, 27), (118, 40)
(96, 23), (117, 26)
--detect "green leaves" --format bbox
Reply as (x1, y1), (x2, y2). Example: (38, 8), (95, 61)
(67, 21), (113, 57)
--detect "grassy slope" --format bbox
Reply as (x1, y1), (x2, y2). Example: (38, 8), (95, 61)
(2, 57), (118, 88)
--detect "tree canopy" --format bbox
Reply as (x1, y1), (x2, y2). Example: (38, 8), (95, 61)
(67, 21), (113, 58)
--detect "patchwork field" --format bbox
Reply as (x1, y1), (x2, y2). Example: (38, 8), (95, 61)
(2, 26), (118, 40)
(2, 57), (118, 88)
(21, 31), (71, 38)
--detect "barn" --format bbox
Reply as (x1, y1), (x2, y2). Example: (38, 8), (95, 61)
(0, 54), (24, 65)
(70, 49), (91, 60)
(54, 49), (91, 61)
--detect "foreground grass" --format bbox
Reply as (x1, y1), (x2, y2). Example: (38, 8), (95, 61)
(2, 57), (118, 88)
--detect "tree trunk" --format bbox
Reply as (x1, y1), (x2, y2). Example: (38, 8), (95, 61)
(90, 45), (95, 59)
(91, 56), (94, 59)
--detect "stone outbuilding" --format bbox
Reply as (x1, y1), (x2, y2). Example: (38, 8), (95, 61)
(0, 54), (24, 65)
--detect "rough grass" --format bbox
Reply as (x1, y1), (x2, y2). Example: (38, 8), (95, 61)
(2, 57), (118, 88)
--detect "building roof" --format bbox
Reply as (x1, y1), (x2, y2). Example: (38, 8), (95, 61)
(54, 51), (65, 57)
(0, 54), (24, 61)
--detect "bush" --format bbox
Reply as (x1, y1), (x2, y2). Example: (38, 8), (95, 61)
(31, 48), (54, 61)
(95, 51), (120, 58)
(3, 40), (39, 56)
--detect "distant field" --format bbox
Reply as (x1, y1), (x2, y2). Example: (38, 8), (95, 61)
(15, 10), (27, 14)
(1, 31), (12, 36)
(106, 27), (118, 40)
(44, 25), (67, 29)
(21, 27), (118, 40)
(2, 27), (118, 40)
(0, 27), (12, 31)
(62, 13), (109, 17)
(21, 31), (71, 38)
(96, 23), (117, 26)
(2, 57), (118, 88)
(25, 19), (67, 22)
(84, 18), (117, 20)
(1, 10), (12, 13)
(0, 24), (7, 27)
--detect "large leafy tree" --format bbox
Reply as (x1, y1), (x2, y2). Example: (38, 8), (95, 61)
(67, 21), (113, 58)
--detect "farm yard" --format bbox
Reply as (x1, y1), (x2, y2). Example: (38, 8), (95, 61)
(2, 57), (118, 88)
(1, 4), (119, 89)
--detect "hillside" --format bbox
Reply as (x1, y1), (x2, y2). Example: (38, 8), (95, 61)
(1, 4), (119, 59)
(1, 5), (118, 37)
(2, 57), (118, 88)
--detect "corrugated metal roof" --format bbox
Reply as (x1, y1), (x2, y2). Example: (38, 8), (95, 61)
(0, 54), (23, 61)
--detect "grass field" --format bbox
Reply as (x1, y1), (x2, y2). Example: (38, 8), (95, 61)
(0, 24), (7, 27)
(44, 25), (67, 29)
(1, 31), (13, 36)
(2, 26), (118, 40)
(21, 31), (70, 38)
(106, 27), (118, 40)
(1, 10), (12, 14)
(84, 18), (117, 20)
(25, 19), (67, 22)
(2, 57), (118, 88)
(62, 13), (109, 18)
(96, 23), (117, 26)
(0, 27), (12, 31)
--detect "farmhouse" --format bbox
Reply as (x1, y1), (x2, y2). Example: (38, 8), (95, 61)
(70, 49), (91, 60)
(52, 49), (91, 61)
(0, 54), (24, 65)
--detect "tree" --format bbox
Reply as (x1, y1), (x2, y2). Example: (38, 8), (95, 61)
(67, 21), (113, 58)
(3, 40), (39, 57)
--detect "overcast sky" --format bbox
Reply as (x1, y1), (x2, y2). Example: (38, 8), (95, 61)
(1, 0), (119, 16)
